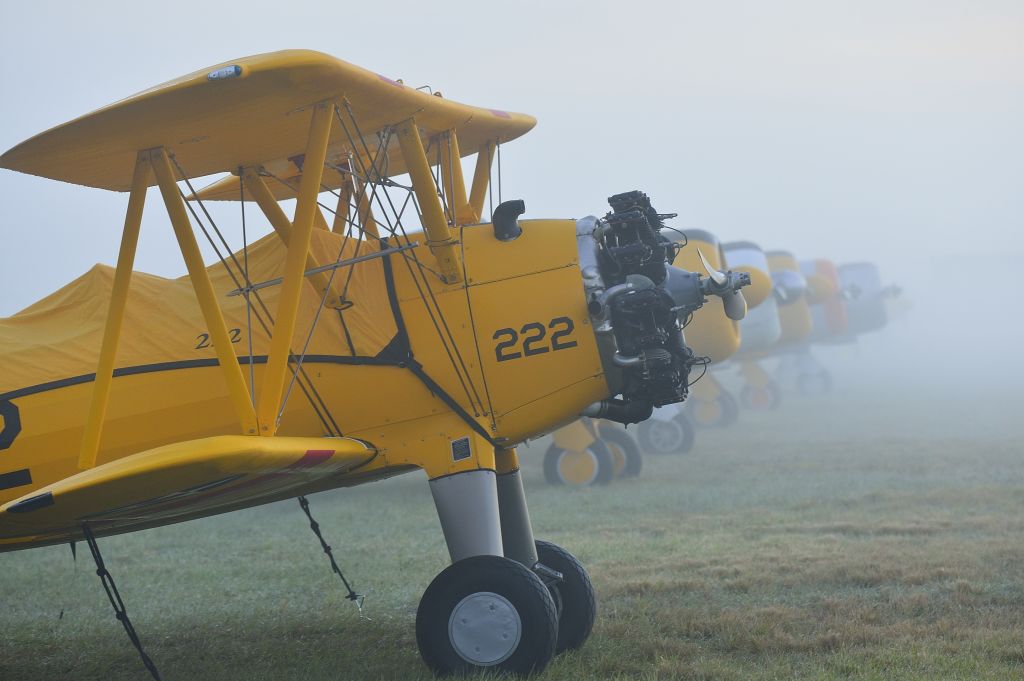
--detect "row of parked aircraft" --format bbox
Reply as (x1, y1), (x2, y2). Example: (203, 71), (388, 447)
(0, 50), (894, 677)
(542, 239), (898, 486)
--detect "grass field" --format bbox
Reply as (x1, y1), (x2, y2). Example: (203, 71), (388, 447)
(2, 380), (1022, 680)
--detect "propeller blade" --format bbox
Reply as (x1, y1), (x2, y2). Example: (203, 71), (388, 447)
(697, 248), (728, 286)
(722, 290), (747, 320)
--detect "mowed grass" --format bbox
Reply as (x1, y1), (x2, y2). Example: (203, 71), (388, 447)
(2, 387), (1023, 680)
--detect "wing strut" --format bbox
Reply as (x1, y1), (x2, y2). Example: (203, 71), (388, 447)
(395, 119), (463, 284)
(439, 129), (472, 225)
(152, 148), (260, 435)
(78, 152), (151, 469)
(469, 141), (496, 224)
(256, 101), (335, 434)
(241, 166), (345, 309)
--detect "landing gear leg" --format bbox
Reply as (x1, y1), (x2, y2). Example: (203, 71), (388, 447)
(419, 465), (558, 675)
(497, 448), (597, 655)
(495, 448), (538, 567)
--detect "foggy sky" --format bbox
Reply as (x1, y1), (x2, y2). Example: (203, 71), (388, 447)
(1, 0), (1021, 392)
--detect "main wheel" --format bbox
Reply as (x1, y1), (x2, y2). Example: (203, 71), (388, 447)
(542, 440), (615, 486)
(535, 540), (596, 653)
(740, 380), (782, 410)
(597, 424), (643, 478)
(416, 555), (558, 676)
(636, 412), (696, 455)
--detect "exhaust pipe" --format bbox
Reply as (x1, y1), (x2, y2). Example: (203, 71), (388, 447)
(492, 199), (525, 241)
(582, 398), (654, 425)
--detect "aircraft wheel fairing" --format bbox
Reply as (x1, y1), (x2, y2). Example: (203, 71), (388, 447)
(597, 424), (643, 478)
(535, 540), (596, 653)
(692, 391), (741, 428)
(740, 381), (782, 411)
(542, 441), (615, 486)
(637, 412), (696, 455)
(416, 555), (557, 676)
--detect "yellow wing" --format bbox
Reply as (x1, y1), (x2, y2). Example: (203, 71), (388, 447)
(0, 49), (535, 191)
(0, 435), (375, 551)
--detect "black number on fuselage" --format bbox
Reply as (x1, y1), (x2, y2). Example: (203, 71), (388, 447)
(493, 317), (578, 362)
(549, 317), (578, 351)
(493, 328), (521, 361)
(521, 322), (549, 356)
(195, 329), (242, 350)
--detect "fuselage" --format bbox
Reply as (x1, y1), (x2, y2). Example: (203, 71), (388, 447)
(0, 220), (610, 544)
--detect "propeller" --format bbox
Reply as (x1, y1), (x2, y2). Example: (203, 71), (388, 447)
(697, 248), (748, 321)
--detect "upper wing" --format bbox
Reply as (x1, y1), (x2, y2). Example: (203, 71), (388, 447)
(0, 435), (375, 551)
(0, 49), (535, 191)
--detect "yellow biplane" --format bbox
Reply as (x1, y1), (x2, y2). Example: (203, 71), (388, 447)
(0, 50), (749, 676)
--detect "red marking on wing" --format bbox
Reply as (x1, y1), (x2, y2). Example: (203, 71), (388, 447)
(490, 109), (511, 119)
(378, 74), (404, 88)
(106, 448), (340, 518)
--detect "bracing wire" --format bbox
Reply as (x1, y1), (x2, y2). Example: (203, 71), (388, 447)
(167, 155), (342, 437)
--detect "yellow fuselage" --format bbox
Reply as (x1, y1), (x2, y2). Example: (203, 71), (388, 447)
(0, 220), (608, 538)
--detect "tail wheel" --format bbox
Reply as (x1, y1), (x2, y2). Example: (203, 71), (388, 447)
(596, 424), (643, 478)
(416, 555), (558, 676)
(636, 411), (696, 455)
(740, 380), (782, 411)
(535, 540), (596, 654)
(543, 441), (615, 486)
(797, 370), (833, 396)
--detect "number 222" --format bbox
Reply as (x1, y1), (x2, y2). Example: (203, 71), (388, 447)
(493, 317), (577, 362)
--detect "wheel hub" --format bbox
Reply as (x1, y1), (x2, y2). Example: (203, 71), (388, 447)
(558, 449), (599, 485)
(448, 591), (522, 666)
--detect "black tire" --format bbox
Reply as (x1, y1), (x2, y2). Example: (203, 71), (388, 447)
(535, 540), (596, 654)
(597, 424), (643, 478)
(636, 411), (696, 455)
(416, 555), (558, 676)
(542, 440), (615, 486)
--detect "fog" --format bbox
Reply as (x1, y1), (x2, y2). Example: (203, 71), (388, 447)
(1, 0), (1021, 419)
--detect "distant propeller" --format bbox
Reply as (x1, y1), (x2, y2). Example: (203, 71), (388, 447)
(697, 248), (748, 321)
(771, 270), (807, 306)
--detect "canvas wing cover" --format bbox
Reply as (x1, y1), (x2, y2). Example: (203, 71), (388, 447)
(0, 435), (374, 549)
(0, 229), (398, 395)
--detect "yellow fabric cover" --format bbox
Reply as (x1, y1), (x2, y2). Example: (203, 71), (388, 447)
(0, 229), (397, 395)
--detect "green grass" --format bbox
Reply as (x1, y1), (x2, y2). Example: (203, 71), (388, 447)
(2, 387), (1023, 680)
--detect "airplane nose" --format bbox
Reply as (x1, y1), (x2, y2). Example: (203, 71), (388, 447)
(663, 263), (750, 321)
(575, 191), (751, 425)
(771, 270), (808, 306)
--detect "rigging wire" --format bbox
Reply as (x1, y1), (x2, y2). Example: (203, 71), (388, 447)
(334, 104), (485, 415)
(167, 155), (342, 437)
